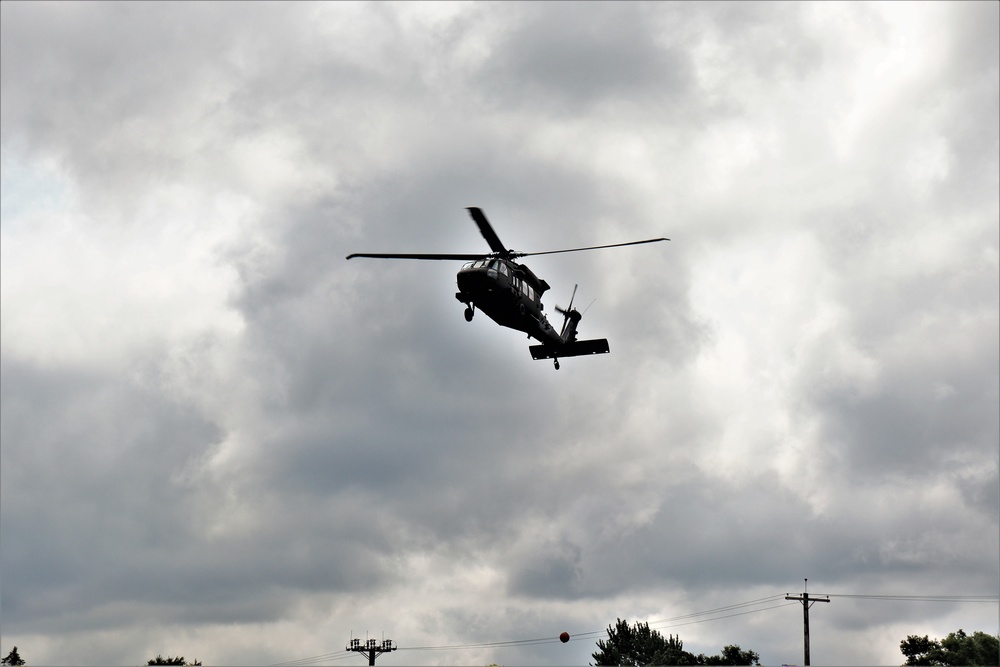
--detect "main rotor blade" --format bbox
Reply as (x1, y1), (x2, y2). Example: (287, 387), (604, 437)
(346, 252), (487, 261)
(466, 207), (508, 255)
(515, 237), (670, 258)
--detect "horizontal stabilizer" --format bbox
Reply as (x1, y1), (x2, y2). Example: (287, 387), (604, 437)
(529, 338), (610, 360)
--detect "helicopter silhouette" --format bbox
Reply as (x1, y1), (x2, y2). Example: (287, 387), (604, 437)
(347, 207), (668, 369)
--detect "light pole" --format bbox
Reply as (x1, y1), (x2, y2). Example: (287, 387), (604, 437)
(346, 638), (396, 666)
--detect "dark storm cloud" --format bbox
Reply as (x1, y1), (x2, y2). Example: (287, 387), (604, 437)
(507, 539), (584, 600)
(477, 2), (695, 115)
(0, 350), (402, 634)
(809, 342), (998, 480)
(499, 469), (959, 601)
(1, 3), (231, 182)
(0, 358), (221, 628)
(0, 2), (411, 217)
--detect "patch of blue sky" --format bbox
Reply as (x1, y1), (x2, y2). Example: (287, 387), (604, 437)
(0, 149), (73, 226)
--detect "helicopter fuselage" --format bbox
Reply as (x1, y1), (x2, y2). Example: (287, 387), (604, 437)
(455, 257), (563, 346)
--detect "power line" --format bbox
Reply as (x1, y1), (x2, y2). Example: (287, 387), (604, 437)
(405, 636), (562, 651)
(819, 593), (999, 602)
(268, 650), (352, 666)
(268, 596), (791, 665)
(558, 594), (793, 643)
(649, 600), (799, 632)
(403, 595), (796, 652)
(269, 591), (998, 666)
(645, 594), (793, 631)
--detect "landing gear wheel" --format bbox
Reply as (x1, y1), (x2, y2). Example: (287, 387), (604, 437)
(553, 359), (560, 370)
(464, 307), (474, 322)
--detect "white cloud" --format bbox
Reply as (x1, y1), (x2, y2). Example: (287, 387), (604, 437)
(1, 169), (248, 368)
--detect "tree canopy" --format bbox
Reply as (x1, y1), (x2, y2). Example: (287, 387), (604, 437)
(900, 629), (1000, 666)
(1, 647), (26, 666)
(592, 618), (760, 666)
(147, 656), (201, 666)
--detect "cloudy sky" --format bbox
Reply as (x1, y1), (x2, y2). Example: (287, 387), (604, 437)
(2, 2), (998, 665)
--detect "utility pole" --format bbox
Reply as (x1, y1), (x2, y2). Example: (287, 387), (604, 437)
(785, 579), (829, 666)
(346, 637), (397, 666)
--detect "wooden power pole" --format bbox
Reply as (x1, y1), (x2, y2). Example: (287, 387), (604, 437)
(785, 579), (829, 666)
(346, 637), (397, 666)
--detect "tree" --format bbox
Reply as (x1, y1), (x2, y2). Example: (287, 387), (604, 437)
(650, 633), (694, 666)
(2, 647), (26, 666)
(900, 629), (1000, 666)
(698, 645), (762, 666)
(592, 618), (760, 666)
(147, 656), (201, 666)
(593, 618), (680, 666)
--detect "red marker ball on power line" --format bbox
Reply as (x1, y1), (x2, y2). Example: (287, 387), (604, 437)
(560, 632), (570, 643)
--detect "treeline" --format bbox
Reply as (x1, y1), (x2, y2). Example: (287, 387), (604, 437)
(590, 619), (1000, 666)
(0, 649), (202, 666)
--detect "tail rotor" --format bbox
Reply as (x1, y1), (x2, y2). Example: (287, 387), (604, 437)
(531, 283), (610, 367)
(556, 284), (583, 342)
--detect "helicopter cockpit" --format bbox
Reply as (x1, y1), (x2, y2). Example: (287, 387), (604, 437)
(461, 259), (489, 270)
(461, 258), (508, 276)
(460, 258), (538, 304)
(461, 258), (509, 271)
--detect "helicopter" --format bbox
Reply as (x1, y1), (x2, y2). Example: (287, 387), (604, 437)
(346, 207), (668, 369)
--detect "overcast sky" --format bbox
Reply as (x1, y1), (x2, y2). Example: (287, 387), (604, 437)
(2, 2), (998, 666)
